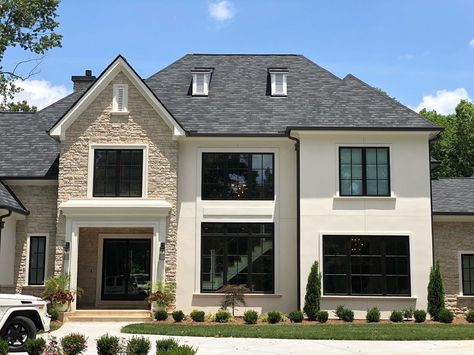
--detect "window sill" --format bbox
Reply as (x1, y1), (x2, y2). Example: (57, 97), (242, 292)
(24, 284), (45, 288)
(322, 295), (416, 300)
(333, 196), (396, 201)
(457, 295), (474, 299)
(111, 110), (129, 116)
(193, 293), (282, 298)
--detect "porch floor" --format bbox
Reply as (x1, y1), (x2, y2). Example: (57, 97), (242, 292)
(63, 309), (152, 322)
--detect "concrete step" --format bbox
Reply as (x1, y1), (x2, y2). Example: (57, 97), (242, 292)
(64, 310), (152, 322)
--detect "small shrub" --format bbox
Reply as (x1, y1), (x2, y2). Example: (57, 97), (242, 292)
(155, 309), (168, 321)
(25, 337), (46, 355)
(389, 310), (404, 323)
(0, 339), (8, 355)
(316, 310), (329, 323)
(190, 310), (205, 322)
(49, 307), (59, 321)
(465, 309), (474, 323)
(61, 333), (88, 355)
(414, 309), (427, 323)
(243, 310), (258, 324)
(303, 261), (322, 320)
(288, 310), (304, 323)
(156, 338), (179, 352)
(214, 309), (232, 323)
(335, 305), (346, 319)
(126, 336), (151, 355)
(259, 313), (268, 323)
(267, 310), (283, 324)
(164, 345), (197, 355)
(96, 334), (122, 355)
(403, 308), (414, 320)
(366, 307), (381, 323)
(341, 308), (354, 322)
(439, 308), (454, 323)
(172, 310), (185, 322)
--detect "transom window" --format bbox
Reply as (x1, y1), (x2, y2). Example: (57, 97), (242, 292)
(323, 235), (410, 296)
(28, 236), (46, 285)
(462, 254), (474, 295)
(339, 147), (390, 196)
(93, 149), (143, 197)
(202, 153), (274, 200)
(201, 223), (274, 293)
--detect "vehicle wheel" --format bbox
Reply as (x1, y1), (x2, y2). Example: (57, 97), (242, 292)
(0, 315), (37, 352)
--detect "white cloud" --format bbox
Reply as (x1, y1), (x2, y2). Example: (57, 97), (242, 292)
(12, 79), (70, 110)
(208, 1), (235, 23)
(414, 88), (471, 115)
(469, 37), (474, 47)
(398, 53), (415, 60)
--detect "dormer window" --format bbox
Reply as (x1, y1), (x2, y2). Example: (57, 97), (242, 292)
(269, 69), (288, 96)
(192, 69), (212, 96)
(112, 84), (128, 112)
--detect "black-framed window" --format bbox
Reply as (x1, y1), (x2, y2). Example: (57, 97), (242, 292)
(28, 236), (46, 285)
(202, 153), (274, 200)
(462, 254), (474, 295)
(339, 147), (390, 196)
(201, 223), (274, 293)
(93, 149), (143, 197)
(323, 235), (410, 296)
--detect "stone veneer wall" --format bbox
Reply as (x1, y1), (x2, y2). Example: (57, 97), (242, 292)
(56, 72), (178, 289)
(433, 221), (474, 314)
(7, 185), (58, 296)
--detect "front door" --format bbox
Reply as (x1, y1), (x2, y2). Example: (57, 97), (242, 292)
(101, 239), (151, 301)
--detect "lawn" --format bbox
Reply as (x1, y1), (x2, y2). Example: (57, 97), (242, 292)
(122, 322), (474, 341)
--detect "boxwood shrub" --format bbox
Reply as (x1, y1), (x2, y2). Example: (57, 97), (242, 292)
(243, 310), (258, 324)
(439, 308), (454, 323)
(126, 336), (150, 355)
(288, 310), (304, 323)
(190, 310), (205, 322)
(25, 337), (46, 355)
(214, 309), (232, 323)
(172, 310), (185, 322)
(267, 310), (284, 324)
(389, 310), (404, 323)
(465, 309), (474, 323)
(366, 307), (380, 323)
(413, 309), (427, 323)
(341, 308), (354, 322)
(155, 309), (168, 321)
(96, 334), (122, 355)
(316, 310), (329, 323)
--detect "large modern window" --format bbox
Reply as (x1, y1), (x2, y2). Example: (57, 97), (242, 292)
(323, 235), (410, 296)
(202, 153), (274, 200)
(28, 236), (46, 285)
(201, 223), (274, 293)
(461, 254), (474, 295)
(339, 147), (390, 196)
(93, 149), (143, 197)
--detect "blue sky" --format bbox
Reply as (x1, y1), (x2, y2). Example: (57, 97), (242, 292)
(6, 0), (474, 113)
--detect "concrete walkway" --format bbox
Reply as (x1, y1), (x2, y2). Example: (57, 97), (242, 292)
(30, 321), (474, 354)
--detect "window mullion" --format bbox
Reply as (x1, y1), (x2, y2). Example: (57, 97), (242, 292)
(362, 148), (367, 196)
(346, 237), (352, 295)
(247, 237), (252, 291)
(382, 238), (387, 296)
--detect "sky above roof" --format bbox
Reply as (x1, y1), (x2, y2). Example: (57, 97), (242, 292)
(4, 0), (474, 114)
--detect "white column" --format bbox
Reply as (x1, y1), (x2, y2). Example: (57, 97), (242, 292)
(69, 222), (79, 311)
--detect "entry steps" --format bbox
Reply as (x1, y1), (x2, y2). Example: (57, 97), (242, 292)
(63, 309), (152, 322)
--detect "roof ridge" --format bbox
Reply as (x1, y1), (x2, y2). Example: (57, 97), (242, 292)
(190, 53), (301, 56)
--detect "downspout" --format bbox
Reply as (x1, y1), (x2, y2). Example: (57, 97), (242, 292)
(0, 209), (12, 260)
(429, 131), (442, 266)
(288, 132), (301, 310)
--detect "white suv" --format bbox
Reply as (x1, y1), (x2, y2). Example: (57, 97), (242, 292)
(0, 294), (51, 352)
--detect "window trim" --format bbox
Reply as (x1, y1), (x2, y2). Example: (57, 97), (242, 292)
(269, 70), (288, 96)
(200, 151), (276, 201)
(458, 251), (474, 296)
(200, 223), (275, 294)
(25, 234), (49, 286)
(112, 84), (128, 113)
(87, 144), (148, 198)
(337, 146), (391, 197)
(320, 234), (412, 297)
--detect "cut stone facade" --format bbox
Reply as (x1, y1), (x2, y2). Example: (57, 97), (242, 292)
(56, 72), (178, 289)
(433, 221), (474, 314)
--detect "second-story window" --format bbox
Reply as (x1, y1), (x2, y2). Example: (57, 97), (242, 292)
(339, 147), (390, 196)
(93, 149), (143, 197)
(202, 153), (274, 200)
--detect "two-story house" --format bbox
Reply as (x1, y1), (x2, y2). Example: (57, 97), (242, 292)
(0, 54), (472, 318)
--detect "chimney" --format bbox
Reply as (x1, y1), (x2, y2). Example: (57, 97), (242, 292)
(71, 70), (96, 92)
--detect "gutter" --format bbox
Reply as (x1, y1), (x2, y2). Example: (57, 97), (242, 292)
(287, 132), (301, 310)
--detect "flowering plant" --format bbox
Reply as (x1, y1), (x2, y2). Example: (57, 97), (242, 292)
(42, 274), (82, 306)
(51, 291), (75, 304)
(60, 333), (87, 355)
(145, 280), (175, 310)
(45, 336), (63, 355)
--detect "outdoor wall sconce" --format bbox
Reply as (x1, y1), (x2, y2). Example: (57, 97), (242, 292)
(64, 241), (70, 253)
(159, 242), (166, 260)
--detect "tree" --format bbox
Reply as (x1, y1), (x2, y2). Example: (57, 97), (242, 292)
(220, 284), (249, 316)
(420, 100), (474, 178)
(427, 261), (445, 321)
(303, 260), (321, 321)
(2, 100), (36, 112)
(0, 0), (62, 110)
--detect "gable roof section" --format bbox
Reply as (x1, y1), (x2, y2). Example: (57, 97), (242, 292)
(146, 54), (441, 135)
(432, 177), (474, 215)
(0, 181), (28, 215)
(49, 55), (185, 140)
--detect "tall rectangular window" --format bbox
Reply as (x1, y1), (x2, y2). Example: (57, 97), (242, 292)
(323, 235), (410, 296)
(339, 147), (390, 196)
(201, 223), (274, 293)
(93, 149), (143, 197)
(202, 153), (274, 200)
(28, 236), (46, 285)
(462, 254), (474, 295)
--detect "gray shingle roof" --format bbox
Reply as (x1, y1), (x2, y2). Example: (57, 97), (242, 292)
(0, 181), (28, 214)
(432, 178), (474, 215)
(146, 54), (440, 135)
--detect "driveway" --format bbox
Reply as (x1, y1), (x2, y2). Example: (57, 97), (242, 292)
(28, 321), (474, 354)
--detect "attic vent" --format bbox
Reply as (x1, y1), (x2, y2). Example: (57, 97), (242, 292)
(112, 84), (128, 112)
(269, 69), (288, 96)
(192, 69), (212, 96)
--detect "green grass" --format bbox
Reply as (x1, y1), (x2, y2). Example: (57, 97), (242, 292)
(121, 323), (474, 341)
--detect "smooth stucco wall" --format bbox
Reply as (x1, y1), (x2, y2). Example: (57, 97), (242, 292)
(176, 137), (298, 314)
(297, 131), (433, 318)
(0, 216), (16, 286)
